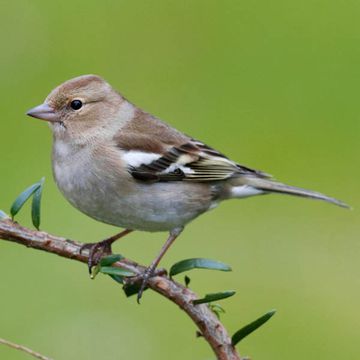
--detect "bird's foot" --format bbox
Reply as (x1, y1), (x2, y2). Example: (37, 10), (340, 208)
(80, 239), (114, 274)
(136, 265), (156, 304)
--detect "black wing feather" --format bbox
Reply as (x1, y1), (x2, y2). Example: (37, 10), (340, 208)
(128, 140), (270, 183)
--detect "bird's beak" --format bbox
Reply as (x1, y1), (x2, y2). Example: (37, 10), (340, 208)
(26, 103), (60, 122)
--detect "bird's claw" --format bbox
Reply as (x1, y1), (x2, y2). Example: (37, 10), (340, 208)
(80, 239), (113, 274)
(136, 266), (155, 304)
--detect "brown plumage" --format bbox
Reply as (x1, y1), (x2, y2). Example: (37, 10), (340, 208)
(26, 74), (349, 301)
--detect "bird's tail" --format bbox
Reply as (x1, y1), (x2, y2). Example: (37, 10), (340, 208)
(240, 176), (349, 208)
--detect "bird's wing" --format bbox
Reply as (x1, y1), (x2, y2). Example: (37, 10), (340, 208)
(117, 135), (270, 182)
(115, 109), (270, 182)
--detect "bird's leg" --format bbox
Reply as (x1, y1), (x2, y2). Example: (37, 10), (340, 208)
(137, 227), (183, 303)
(80, 229), (133, 273)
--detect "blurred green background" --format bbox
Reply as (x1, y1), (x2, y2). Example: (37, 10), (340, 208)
(0, 0), (359, 359)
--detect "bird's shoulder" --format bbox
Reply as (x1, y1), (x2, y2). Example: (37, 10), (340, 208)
(114, 109), (190, 153)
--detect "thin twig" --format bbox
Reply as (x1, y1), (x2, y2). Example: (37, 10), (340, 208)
(0, 218), (242, 360)
(0, 337), (53, 360)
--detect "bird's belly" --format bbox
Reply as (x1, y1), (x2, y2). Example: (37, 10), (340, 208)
(53, 159), (214, 232)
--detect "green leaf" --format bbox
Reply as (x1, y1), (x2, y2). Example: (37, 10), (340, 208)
(169, 258), (232, 277)
(100, 266), (134, 277)
(193, 291), (236, 305)
(209, 303), (226, 319)
(90, 264), (101, 279)
(31, 178), (45, 230)
(231, 309), (276, 346)
(109, 274), (125, 284)
(10, 182), (42, 219)
(0, 210), (9, 220)
(100, 254), (124, 267)
(184, 275), (191, 287)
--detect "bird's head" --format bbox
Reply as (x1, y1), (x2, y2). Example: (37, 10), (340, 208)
(26, 75), (128, 140)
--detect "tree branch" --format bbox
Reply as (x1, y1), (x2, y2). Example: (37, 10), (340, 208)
(0, 337), (53, 360)
(0, 218), (242, 360)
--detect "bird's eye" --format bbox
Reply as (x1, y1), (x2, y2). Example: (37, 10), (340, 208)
(70, 99), (83, 110)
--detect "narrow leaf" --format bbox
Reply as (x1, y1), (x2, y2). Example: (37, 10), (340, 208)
(100, 254), (124, 267)
(100, 266), (134, 277)
(193, 290), (236, 305)
(10, 182), (41, 218)
(184, 275), (191, 287)
(90, 264), (100, 279)
(170, 258), (232, 277)
(31, 178), (45, 230)
(231, 309), (276, 346)
(210, 303), (226, 317)
(0, 210), (9, 220)
(109, 274), (125, 284)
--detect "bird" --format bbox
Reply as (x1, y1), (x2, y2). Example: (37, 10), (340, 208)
(26, 74), (348, 301)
